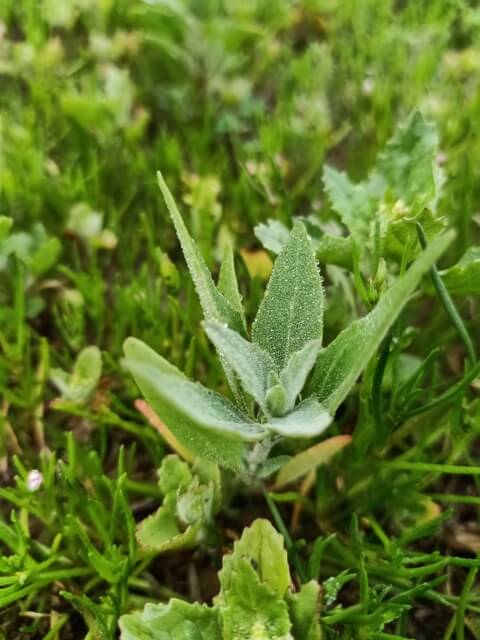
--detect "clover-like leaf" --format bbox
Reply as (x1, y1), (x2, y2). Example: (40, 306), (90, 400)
(253, 221), (324, 370)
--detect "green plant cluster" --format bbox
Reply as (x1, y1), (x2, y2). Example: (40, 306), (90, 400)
(1, 1), (480, 639)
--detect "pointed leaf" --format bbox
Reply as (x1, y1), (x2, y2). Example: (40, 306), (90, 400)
(217, 242), (245, 322)
(204, 321), (274, 409)
(309, 231), (455, 412)
(253, 221), (324, 370)
(157, 171), (244, 334)
(124, 338), (262, 470)
(280, 339), (322, 412)
(275, 435), (352, 487)
(120, 600), (222, 640)
(268, 398), (332, 439)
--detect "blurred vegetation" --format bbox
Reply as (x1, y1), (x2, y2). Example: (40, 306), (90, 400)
(1, 1), (480, 638)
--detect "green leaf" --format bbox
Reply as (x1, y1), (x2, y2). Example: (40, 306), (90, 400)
(308, 230), (455, 413)
(218, 519), (290, 601)
(119, 600), (222, 640)
(124, 338), (261, 470)
(268, 398), (332, 439)
(254, 219), (290, 254)
(275, 435), (352, 487)
(440, 246), (480, 296)
(61, 592), (110, 640)
(256, 218), (354, 270)
(280, 339), (322, 412)
(253, 221), (324, 370)
(287, 581), (322, 640)
(222, 561), (292, 640)
(157, 171), (244, 334)
(137, 455), (219, 553)
(203, 321), (274, 409)
(0, 216), (13, 241)
(217, 242), (245, 322)
(323, 165), (375, 243)
(158, 455), (193, 496)
(375, 110), (443, 215)
(136, 505), (201, 553)
(50, 346), (102, 404)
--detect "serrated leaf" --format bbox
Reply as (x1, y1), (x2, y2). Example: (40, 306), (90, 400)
(222, 561), (292, 640)
(219, 519), (290, 601)
(440, 246), (480, 296)
(308, 230), (455, 413)
(323, 165), (375, 243)
(375, 110), (443, 214)
(119, 600), (222, 640)
(204, 320), (274, 409)
(217, 242), (245, 321)
(157, 171), (244, 334)
(275, 435), (352, 487)
(287, 581), (322, 640)
(280, 340), (322, 412)
(268, 398), (332, 439)
(253, 222), (324, 370)
(254, 219), (290, 254)
(124, 338), (260, 470)
(158, 455), (192, 496)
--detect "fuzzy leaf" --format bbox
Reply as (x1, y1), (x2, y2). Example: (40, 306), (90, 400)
(204, 320), (274, 409)
(157, 171), (244, 334)
(222, 561), (292, 640)
(217, 242), (245, 321)
(275, 435), (352, 487)
(119, 600), (222, 640)
(287, 580), (322, 640)
(219, 519), (290, 601)
(253, 221), (324, 370)
(280, 339), (322, 412)
(124, 338), (260, 470)
(309, 230), (455, 412)
(268, 398), (332, 439)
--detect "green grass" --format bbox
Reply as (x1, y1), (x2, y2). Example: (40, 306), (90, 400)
(1, 1), (480, 638)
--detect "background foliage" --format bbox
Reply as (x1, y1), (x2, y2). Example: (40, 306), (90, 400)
(1, 1), (480, 638)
